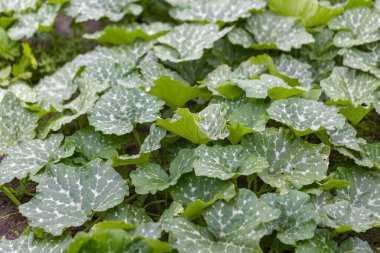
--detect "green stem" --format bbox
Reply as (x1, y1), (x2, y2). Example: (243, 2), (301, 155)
(257, 183), (269, 196)
(83, 212), (106, 232)
(0, 186), (21, 206)
(133, 129), (142, 149)
(125, 194), (138, 203)
(144, 200), (166, 209)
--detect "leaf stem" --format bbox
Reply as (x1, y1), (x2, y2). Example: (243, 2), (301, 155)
(144, 200), (166, 209)
(133, 129), (142, 149)
(0, 186), (21, 206)
(83, 212), (106, 233)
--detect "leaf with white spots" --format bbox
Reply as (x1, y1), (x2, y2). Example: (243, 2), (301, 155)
(318, 167), (380, 232)
(105, 203), (152, 225)
(88, 86), (164, 135)
(156, 103), (229, 144)
(84, 22), (171, 45)
(164, 189), (279, 253)
(0, 134), (74, 185)
(320, 67), (380, 108)
(19, 159), (128, 235)
(167, 0), (266, 23)
(193, 144), (268, 180)
(234, 74), (306, 99)
(0, 0), (37, 12)
(8, 82), (38, 103)
(131, 149), (194, 194)
(140, 124), (166, 153)
(327, 122), (366, 151)
(65, 0), (142, 22)
(328, 7), (380, 47)
(261, 190), (318, 245)
(295, 229), (372, 253)
(153, 23), (232, 63)
(242, 128), (330, 190)
(267, 98), (346, 134)
(67, 127), (127, 160)
(0, 92), (39, 155)
(169, 172), (236, 205)
(339, 45), (380, 79)
(236, 12), (315, 51)
(0, 233), (69, 253)
(8, 3), (60, 40)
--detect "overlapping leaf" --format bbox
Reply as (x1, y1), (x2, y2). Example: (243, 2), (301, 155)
(242, 128), (330, 190)
(229, 12), (315, 51)
(167, 0), (266, 23)
(0, 134), (74, 185)
(153, 23), (232, 62)
(156, 103), (229, 144)
(88, 86), (164, 135)
(267, 98), (346, 134)
(19, 159), (127, 235)
(0, 92), (39, 154)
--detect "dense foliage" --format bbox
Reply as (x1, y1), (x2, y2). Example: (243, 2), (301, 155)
(0, 0), (380, 252)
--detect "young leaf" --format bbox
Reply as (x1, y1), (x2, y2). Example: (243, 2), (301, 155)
(88, 86), (164, 135)
(242, 128), (330, 190)
(104, 203), (152, 225)
(0, 92), (39, 154)
(153, 23), (232, 62)
(19, 159), (128, 235)
(267, 98), (346, 134)
(156, 103), (229, 144)
(0, 134), (74, 185)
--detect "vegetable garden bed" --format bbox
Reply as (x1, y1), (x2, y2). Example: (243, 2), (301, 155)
(1, 0), (380, 252)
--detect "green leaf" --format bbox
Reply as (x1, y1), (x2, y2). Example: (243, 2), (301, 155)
(65, 0), (142, 22)
(140, 124), (166, 153)
(268, 0), (343, 27)
(67, 127), (127, 160)
(242, 128), (330, 190)
(84, 22), (171, 45)
(328, 7), (380, 47)
(339, 44), (380, 81)
(267, 98), (346, 135)
(0, 0), (37, 12)
(319, 167), (380, 232)
(131, 149), (194, 194)
(326, 122), (366, 151)
(164, 189), (279, 253)
(88, 86), (164, 135)
(153, 23), (232, 62)
(167, 0), (266, 23)
(0, 92), (39, 155)
(0, 27), (20, 60)
(19, 159), (128, 235)
(234, 12), (315, 51)
(156, 103), (229, 144)
(295, 229), (372, 253)
(261, 190), (318, 245)
(234, 74), (306, 99)
(105, 203), (152, 224)
(149, 76), (208, 108)
(0, 233), (69, 253)
(170, 172), (236, 206)
(0, 134), (74, 185)
(193, 144), (268, 180)
(8, 3), (60, 40)
(321, 67), (380, 108)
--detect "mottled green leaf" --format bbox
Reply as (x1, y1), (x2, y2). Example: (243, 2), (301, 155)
(19, 159), (128, 235)
(153, 23), (231, 62)
(242, 128), (330, 190)
(88, 86), (164, 135)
